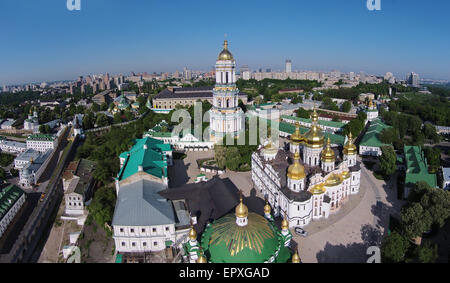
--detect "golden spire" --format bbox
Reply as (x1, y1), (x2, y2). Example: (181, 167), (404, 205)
(197, 248), (207, 263)
(264, 199), (271, 215)
(287, 152), (306, 180)
(281, 215), (289, 230)
(311, 106), (319, 123)
(343, 131), (357, 155)
(188, 225), (197, 241)
(218, 39), (234, 60)
(290, 122), (303, 144)
(304, 106), (324, 148)
(292, 250), (300, 263)
(321, 136), (335, 162)
(235, 191), (248, 218)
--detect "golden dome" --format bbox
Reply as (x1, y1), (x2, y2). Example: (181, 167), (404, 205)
(324, 174), (343, 187)
(304, 107), (324, 148)
(292, 251), (300, 263)
(309, 183), (326, 195)
(263, 138), (278, 155)
(343, 132), (357, 155)
(264, 200), (271, 215)
(290, 122), (303, 144)
(218, 40), (234, 61)
(321, 137), (335, 162)
(287, 152), (306, 180)
(368, 99), (374, 108)
(235, 193), (248, 218)
(188, 225), (197, 241)
(281, 217), (289, 230)
(197, 254), (207, 263)
(341, 170), (350, 179)
(311, 107), (319, 122)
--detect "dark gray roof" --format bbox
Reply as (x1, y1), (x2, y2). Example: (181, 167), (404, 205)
(159, 176), (240, 233)
(154, 87), (247, 100)
(112, 179), (175, 226)
(280, 186), (312, 202)
(349, 161), (361, 172)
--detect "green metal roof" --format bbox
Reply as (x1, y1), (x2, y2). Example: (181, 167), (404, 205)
(281, 115), (345, 129)
(117, 137), (171, 181)
(200, 213), (290, 263)
(0, 184), (25, 220)
(278, 121), (345, 145)
(404, 146), (437, 188)
(27, 134), (56, 141)
(359, 118), (391, 148)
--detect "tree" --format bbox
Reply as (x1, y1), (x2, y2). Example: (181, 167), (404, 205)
(379, 128), (398, 144)
(380, 146), (397, 177)
(381, 231), (409, 263)
(341, 101), (352, 113)
(39, 124), (51, 134)
(414, 242), (438, 263)
(423, 123), (440, 143)
(82, 111), (95, 129)
(95, 113), (110, 127)
(87, 186), (116, 228)
(295, 107), (310, 119)
(225, 147), (242, 171)
(400, 202), (433, 239)
(91, 102), (101, 112)
(423, 146), (440, 173)
(0, 168), (6, 181)
(214, 146), (226, 169)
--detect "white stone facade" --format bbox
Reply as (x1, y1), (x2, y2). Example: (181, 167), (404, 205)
(209, 41), (244, 143)
(251, 141), (361, 229)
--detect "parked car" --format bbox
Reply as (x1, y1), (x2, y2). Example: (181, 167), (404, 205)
(295, 227), (308, 237)
(40, 193), (46, 202)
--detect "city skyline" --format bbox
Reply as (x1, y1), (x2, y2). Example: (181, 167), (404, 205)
(1, 0), (450, 85)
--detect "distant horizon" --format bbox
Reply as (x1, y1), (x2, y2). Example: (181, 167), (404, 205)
(1, 0), (450, 85)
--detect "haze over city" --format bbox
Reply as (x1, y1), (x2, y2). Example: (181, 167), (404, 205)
(1, 0), (450, 85)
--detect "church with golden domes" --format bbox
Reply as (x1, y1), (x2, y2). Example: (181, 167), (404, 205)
(251, 108), (361, 228)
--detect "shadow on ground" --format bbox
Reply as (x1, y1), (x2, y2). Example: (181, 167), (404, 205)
(315, 224), (382, 263)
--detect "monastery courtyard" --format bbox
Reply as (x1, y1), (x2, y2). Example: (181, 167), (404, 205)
(169, 150), (404, 263)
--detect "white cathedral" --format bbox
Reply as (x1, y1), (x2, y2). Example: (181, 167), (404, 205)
(209, 40), (244, 143)
(251, 109), (362, 228)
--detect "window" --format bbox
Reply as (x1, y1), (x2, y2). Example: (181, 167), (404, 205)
(153, 242), (158, 246)
(143, 242), (147, 247)
(142, 228), (146, 233)
(132, 242), (136, 247)
(121, 242), (125, 246)
(120, 228), (124, 233)
(152, 228), (156, 232)
(165, 227), (169, 231)
(130, 228), (134, 233)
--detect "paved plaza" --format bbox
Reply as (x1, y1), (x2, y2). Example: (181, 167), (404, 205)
(170, 151), (405, 263)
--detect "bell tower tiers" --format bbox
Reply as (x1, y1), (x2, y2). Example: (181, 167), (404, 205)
(209, 40), (244, 143)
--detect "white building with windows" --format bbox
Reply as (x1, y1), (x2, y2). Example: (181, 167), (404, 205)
(26, 134), (58, 153)
(0, 139), (26, 154)
(366, 99), (379, 122)
(209, 40), (245, 143)
(0, 185), (26, 238)
(24, 108), (39, 132)
(251, 108), (361, 228)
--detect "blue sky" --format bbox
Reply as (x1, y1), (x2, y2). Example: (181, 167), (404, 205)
(1, 0), (449, 85)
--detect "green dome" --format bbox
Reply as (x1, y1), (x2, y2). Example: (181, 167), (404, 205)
(200, 212), (291, 263)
